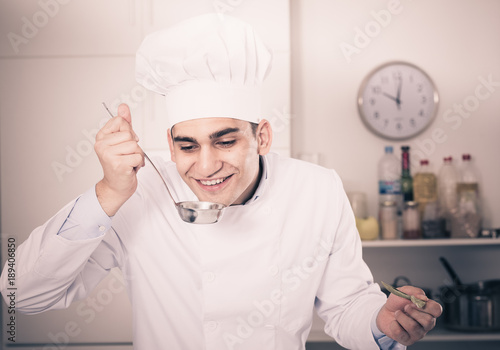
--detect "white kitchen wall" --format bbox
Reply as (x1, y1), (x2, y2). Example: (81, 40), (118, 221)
(290, 0), (500, 228)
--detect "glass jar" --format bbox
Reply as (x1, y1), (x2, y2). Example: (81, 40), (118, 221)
(403, 201), (421, 239)
(379, 201), (398, 240)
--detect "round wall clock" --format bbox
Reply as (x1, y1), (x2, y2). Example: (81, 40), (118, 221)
(357, 61), (439, 140)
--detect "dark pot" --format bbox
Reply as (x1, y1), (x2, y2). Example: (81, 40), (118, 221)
(439, 279), (500, 331)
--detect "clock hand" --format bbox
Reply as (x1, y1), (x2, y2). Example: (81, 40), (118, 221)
(382, 91), (403, 110)
(382, 92), (398, 102)
(396, 77), (402, 110)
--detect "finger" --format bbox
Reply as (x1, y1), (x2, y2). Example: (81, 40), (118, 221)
(102, 154), (145, 178)
(409, 297), (443, 318)
(99, 130), (139, 147)
(403, 304), (436, 332)
(392, 310), (425, 345)
(388, 314), (412, 346)
(97, 117), (139, 141)
(117, 103), (132, 124)
(122, 153), (145, 171)
(101, 141), (143, 159)
(403, 301), (442, 330)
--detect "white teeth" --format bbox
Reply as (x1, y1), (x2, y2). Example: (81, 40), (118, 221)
(200, 177), (226, 186)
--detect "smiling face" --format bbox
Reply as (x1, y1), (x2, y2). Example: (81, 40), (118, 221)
(167, 117), (272, 206)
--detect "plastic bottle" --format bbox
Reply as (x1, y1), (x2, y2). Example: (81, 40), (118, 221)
(437, 156), (459, 237)
(451, 154), (482, 238)
(378, 146), (401, 207)
(458, 154), (480, 189)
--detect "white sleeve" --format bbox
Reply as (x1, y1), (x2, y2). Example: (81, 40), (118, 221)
(58, 186), (112, 240)
(371, 308), (407, 349)
(0, 188), (123, 315)
(314, 171), (388, 350)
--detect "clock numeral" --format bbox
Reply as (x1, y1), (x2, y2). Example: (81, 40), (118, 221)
(396, 122), (402, 130)
(419, 109), (425, 117)
(392, 71), (402, 80)
(370, 98), (376, 106)
(374, 111), (380, 119)
(417, 83), (423, 93)
(383, 119), (389, 127)
(421, 95), (427, 104)
(371, 85), (381, 94)
(410, 118), (416, 127)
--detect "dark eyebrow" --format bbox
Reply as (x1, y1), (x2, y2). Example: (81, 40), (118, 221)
(173, 136), (197, 143)
(172, 127), (241, 143)
(209, 127), (240, 140)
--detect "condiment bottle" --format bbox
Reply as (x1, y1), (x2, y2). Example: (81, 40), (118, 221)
(379, 200), (398, 240)
(400, 146), (413, 202)
(403, 201), (421, 239)
(437, 156), (459, 237)
(413, 159), (437, 216)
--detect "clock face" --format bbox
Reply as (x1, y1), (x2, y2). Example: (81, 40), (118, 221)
(357, 62), (439, 140)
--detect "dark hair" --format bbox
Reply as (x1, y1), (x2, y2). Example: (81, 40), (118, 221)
(250, 122), (258, 137)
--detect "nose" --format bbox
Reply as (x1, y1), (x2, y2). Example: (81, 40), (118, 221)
(196, 146), (222, 177)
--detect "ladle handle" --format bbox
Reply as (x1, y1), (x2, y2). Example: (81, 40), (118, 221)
(439, 256), (463, 287)
(102, 103), (179, 206)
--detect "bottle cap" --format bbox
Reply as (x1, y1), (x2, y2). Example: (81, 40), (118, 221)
(462, 154), (471, 161)
(385, 146), (393, 153)
(381, 200), (397, 207)
(404, 201), (419, 208)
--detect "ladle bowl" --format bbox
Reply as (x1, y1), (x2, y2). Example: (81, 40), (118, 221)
(102, 103), (226, 224)
(176, 201), (225, 224)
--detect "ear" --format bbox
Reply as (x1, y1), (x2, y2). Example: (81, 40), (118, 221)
(255, 119), (273, 155)
(167, 128), (176, 162)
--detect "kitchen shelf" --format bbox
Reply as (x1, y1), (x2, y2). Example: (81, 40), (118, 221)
(423, 328), (500, 342)
(361, 238), (500, 248)
(307, 328), (500, 343)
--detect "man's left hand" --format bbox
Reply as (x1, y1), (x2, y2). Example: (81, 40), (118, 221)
(377, 285), (443, 346)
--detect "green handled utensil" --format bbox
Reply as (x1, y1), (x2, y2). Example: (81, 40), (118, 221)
(381, 281), (427, 309)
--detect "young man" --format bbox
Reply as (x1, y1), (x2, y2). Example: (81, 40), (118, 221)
(1, 14), (441, 350)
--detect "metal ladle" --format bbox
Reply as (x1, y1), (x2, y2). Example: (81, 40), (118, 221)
(102, 103), (226, 224)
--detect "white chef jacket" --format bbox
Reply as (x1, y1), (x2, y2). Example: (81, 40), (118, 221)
(1, 153), (400, 350)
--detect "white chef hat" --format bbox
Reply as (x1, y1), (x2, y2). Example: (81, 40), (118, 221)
(135, 13), (273, 126)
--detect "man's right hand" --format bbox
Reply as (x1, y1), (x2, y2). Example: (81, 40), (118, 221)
(95, 103), (145, 216)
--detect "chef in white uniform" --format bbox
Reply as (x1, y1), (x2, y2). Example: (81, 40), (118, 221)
(0, 14), (441, 350)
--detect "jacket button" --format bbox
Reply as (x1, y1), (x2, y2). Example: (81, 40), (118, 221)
(205, 321), (218, 331)
(203, 271), (216, 283)
(269, 265), (279, 276)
